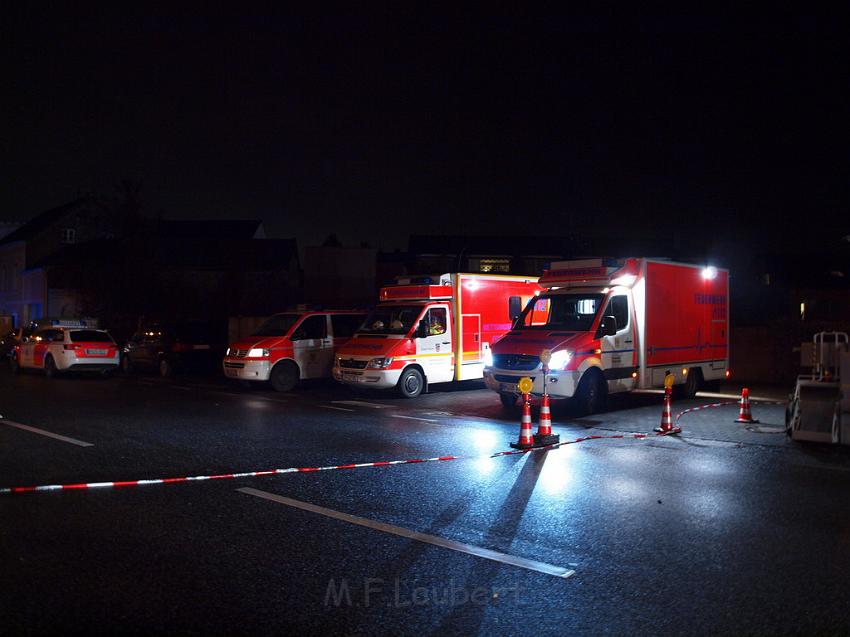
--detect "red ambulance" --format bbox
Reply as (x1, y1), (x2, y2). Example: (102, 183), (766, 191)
(483, 258), (730, 412)
(333, 273), (541, 397)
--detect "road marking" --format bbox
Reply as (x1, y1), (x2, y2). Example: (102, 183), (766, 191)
(331, 400), (389, 409)
(393, 415), (440, 423)
(238, 487), (575, 579)
(0, 420), (94, 447)
(321, 405), (355, 412)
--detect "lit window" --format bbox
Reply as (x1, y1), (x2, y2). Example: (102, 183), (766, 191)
(477, 258), (510, 273)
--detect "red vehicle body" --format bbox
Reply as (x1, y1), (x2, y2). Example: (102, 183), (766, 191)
(333, 273), (540, 397)
(483, 258), (730, 412)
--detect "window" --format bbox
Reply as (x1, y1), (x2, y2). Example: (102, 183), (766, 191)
(70, 330), (114, 343)
(474, 258), (510, 273)
(293, 314), (327, 340)
(515, 294), (603, 331)
(61, 228), (76, 244)
(425, 307), (447, 336)
(331, 314), (366, 338)
(604, 295), (629, 332)
(508, 296), (523, 321)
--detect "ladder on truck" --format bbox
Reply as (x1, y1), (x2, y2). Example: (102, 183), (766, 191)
(786, 331), (849, 444)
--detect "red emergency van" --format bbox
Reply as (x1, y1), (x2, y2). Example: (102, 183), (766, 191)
(483, 258), (730, 412)
(333, 273), (540, 397)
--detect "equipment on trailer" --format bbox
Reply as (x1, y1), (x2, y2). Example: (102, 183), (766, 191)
(786, 331), (849, 445)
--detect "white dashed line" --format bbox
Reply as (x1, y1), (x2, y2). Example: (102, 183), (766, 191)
(0, 420), (94, 447)
(392, 415), (440, 423)
(321, 405), (355, 412)
(238, 488), (575, 578)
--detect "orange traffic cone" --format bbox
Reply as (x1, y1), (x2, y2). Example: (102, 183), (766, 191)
(533, 393), (560, 446)
(510, 394), (535, 449)
(655, 387), (675, 432)
(735, 388), (759, 423)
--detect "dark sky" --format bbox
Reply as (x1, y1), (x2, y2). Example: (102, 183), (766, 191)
(4, 8), (848, 253)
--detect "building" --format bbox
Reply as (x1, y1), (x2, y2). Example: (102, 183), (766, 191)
(0, 197), (116, 327)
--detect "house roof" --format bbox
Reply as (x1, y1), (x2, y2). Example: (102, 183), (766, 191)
(30, 237), (298, 271)
(408, 235), (579, 257)
(0, 197), (96, 246)
(155, 219), (264, 240)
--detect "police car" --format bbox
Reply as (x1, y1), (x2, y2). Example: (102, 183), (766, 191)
(10, 322), (120, 377)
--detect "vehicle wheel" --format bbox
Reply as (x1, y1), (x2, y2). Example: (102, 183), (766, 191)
(9, 355), (19, 374)
(681, 368), (702, 399)
(499, 392), (519, 410)
(121, 355), (133, 374)
(573, 369), (607, 415)
(270, 361), (299, 392)
(158, 358), (173, 378)
(397, 367), (424, 398)
(44, 356), (58, 379)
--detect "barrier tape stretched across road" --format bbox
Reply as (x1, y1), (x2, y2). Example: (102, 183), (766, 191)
(1, 397), (788, 495)
(675, 398), (787, 423)
(0, 429), (680, 495)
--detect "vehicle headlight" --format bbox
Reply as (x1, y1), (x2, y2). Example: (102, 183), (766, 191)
(483, 348), (493, 367)
(548, 349), (572, 369)
(367, 357), (393, 369)
(226, 347), (231, 356)
(247, 348), (270, 358)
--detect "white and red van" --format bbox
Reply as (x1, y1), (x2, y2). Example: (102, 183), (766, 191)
(333, 273), (540, 397)
(222, 310), (367, 391)
(484, 258), (730, 412)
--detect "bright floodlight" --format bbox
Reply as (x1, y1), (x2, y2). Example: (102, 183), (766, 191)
(702, 266), (718, 280)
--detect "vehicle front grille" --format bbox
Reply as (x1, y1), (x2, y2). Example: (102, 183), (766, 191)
(494, 374), (536, 383)
(224, 362), (245, 369)
(492, 354), (540, 371)
(339, 358), (368, 369)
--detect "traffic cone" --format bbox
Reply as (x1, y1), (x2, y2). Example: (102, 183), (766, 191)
(510, 394), (535, 449)
(655, 388), (675, 433)
(735, 387), (759, 423)
(533, 393), (560, 446)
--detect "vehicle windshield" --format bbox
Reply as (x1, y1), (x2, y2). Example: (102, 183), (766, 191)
(70, 330), (114, 343)
(357, 305), (424, 335)
(252, 314), (302, 337)
(514, 293), (603, 331)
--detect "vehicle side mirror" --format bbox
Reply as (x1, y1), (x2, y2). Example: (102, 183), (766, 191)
(597, 315), (618, 337)
(415, 322), (429, 339)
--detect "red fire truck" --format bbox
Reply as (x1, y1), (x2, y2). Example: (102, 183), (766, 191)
(333, 273), (540, 397)
(483, 258), (730, 412)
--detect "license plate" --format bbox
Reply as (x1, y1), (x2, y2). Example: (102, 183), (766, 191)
(225, 368), (238, 377)
(87, 349), (107, 355)
(499, 382), (518, 393)
(342, 372), (363, 382)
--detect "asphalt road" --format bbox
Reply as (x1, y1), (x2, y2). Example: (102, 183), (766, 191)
(1, 366), (849, 636)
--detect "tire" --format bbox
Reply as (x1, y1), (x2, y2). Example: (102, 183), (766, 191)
(158, 358), (173, 378)
(9, 355), (19, 374)
(270, 361), (299, 392)
(121, 355), (133, 374)
(681, 368), (702, 399)
(397, 367), (424, 398)
(44, 355), (58, 379)
(573, 369), (607, 415)
(499, 392), (519, 410)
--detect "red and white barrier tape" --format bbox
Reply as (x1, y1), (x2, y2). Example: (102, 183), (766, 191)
(0, 429), (680, 495)
(674, 398), (787, 423)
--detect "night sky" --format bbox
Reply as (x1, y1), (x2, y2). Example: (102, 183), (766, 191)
(4, 8), (848, 254)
